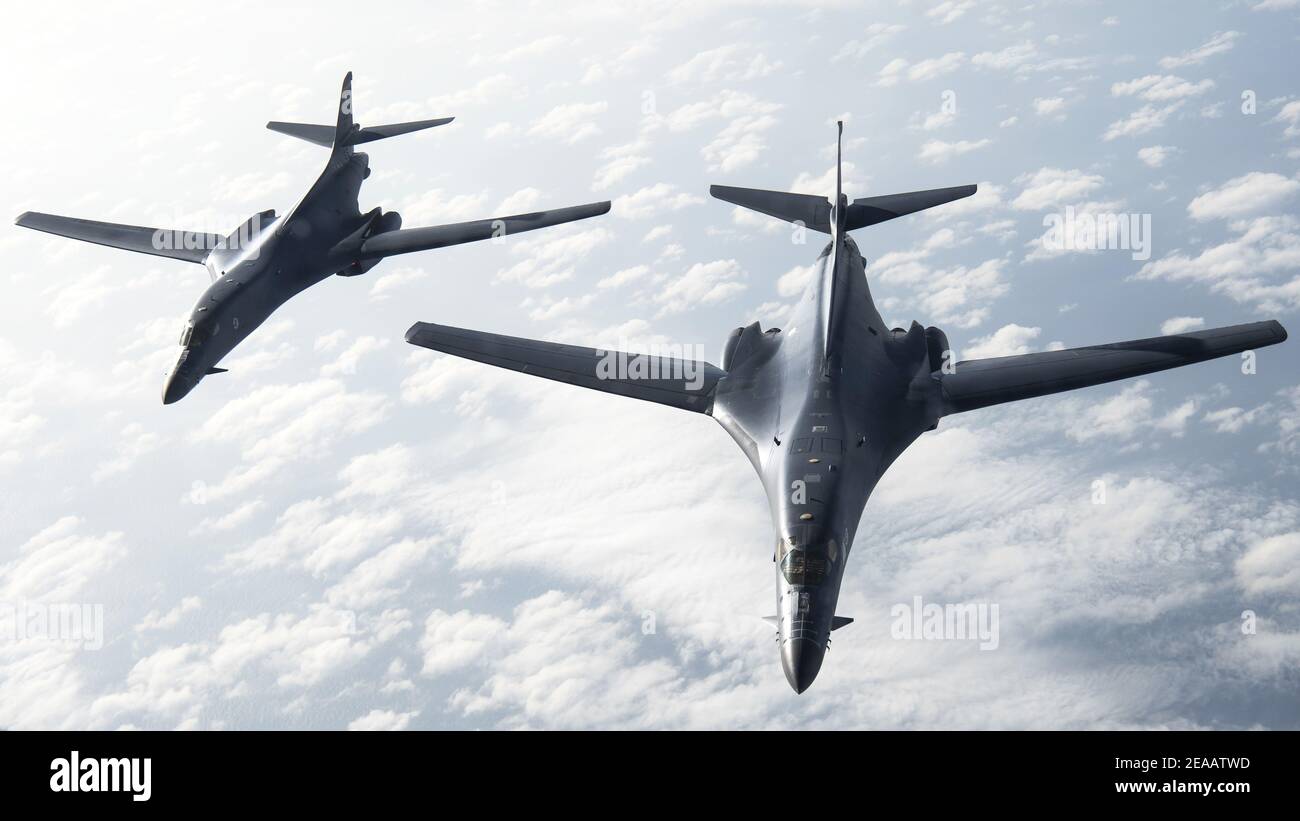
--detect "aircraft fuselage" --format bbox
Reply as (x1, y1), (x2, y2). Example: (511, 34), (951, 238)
(163, 151), (373, 403)
(711, 234), (943, 692)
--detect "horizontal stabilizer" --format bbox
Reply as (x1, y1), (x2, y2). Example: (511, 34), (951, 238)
(709, 184), (976, 233)
(405, 322), (725, 414)
(266, 117), (454, 148)
(266, 121), (336, 147)
(845, 185), (977, 230)
(710, 185), (833, 232)
(15, 211), (220, 264)
(762, 615), (853, 631)
(941, 320), (1288, 415)
(360, 201), (610, 259)
(205, 367), (228, 375)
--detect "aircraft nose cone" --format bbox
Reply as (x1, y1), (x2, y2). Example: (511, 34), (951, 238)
(162, 372), (194, 405)
(780, 637), (825, 694)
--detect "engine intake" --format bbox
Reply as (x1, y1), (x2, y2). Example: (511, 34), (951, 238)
(722, 321), (767, 371)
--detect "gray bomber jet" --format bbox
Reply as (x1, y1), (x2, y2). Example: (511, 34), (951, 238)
(16, 73), (610, 403)
(405, 123), (1288, 693)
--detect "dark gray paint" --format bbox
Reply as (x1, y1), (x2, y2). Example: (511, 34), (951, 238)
(15, 73), (610, 404)
(408, 124), (1289, 693)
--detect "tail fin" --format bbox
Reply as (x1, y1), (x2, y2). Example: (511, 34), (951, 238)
(710, 122), (977, 233)
(335, 71), (354, 146)
(267, 72), (453, 150)
(833, 120), (845, 235)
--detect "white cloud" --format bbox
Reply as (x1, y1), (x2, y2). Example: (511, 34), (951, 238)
(776, 264), (816, 298)
(1186, 172), (1300, 221)
(1158, 31), (1241, 69)
(1111, 75), (1215, 102)
(962, 324), (1041, 358)
(592, 140), (652, 190)
(528, 101), (608, 144)
(877, 52), (965, 86)
(972, 42), (1038, 71)
(1274, 100), (1300, 138)
(1135, 215), (1300, 312)
(833, 23), (905, 62)
(348, 709), (418, 730)
(1203, 404), (1270, 434)
(1012, 168), (1105, 210)
(137, 597), (202, 632)
(92, 423), (163, 482)
(1235, 533), (1300, 597)
(654, 259), (747, 315)
(614, 183), (704, 220)
(320, 336), (389, 378)
(495, 225), (614, 288)
(0, 517), (126, 602)
(927, 1), (974, 24)
(667, 44), (781, 84)
(369, 266), (428, 301)
(1160, 316), (1205, 334)
(420, 609), (507, 677)
(1033, 97), (1068, 118)
(428, 74), (519, 110)
(917, 138), (991, 164)
(597, 265), (651, 290)
(1137, 145), (1176, 168)
(1103, 103), (1182, 140)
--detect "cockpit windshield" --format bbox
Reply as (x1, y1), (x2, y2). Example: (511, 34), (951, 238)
(178, 320), (209, 348)
(778, 539), (831, 586)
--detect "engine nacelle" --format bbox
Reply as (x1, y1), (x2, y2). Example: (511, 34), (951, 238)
(721, 321), (770, 371)
(924, 326), (951, 373)
(372, 210), (402, 236)
(339, 257), (381, 277)
(721, 326), (746, 371)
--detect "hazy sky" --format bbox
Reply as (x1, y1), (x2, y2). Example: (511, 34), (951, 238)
(1, 0), (1297, 729)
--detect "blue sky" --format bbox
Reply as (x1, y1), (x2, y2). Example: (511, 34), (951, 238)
(1, 0), (1297, 729)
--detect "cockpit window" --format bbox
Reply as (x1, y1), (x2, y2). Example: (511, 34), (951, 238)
(179, 320), (210, 348)
(781, 547), (828, 586)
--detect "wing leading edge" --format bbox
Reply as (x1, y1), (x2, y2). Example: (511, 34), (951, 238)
(939, 320), (1288, 415)
(405, 322), (725, 413)
(15, 211), (222, 264)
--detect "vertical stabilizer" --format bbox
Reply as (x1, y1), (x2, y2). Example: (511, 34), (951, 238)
(833, 120), (845, 237)
(333, 71), (355, 152)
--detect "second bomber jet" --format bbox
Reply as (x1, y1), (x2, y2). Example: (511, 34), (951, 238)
(16, 73), (610, 403)
(406, 123), (1288, 693)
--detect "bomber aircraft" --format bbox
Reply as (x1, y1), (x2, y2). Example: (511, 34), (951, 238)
(16, 73), (610, 403)
(407, 123), (1288, 693)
